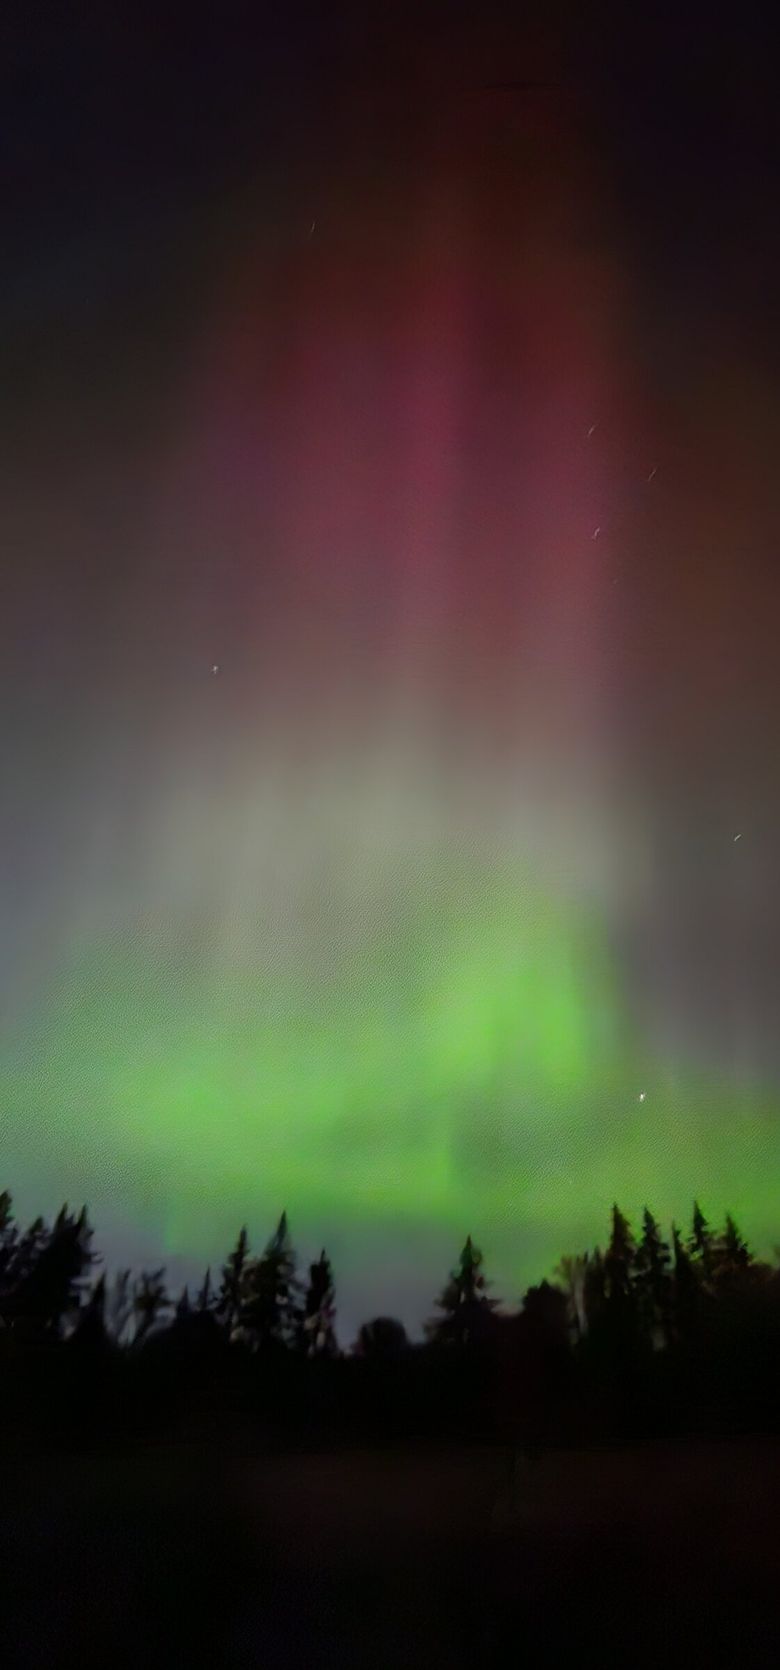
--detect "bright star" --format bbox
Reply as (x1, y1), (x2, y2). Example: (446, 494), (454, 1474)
(638, 1091), (646, 1102)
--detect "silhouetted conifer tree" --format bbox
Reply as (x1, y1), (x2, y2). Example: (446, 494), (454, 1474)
(671, 1223), (698, 1340)
(521, 1280), (570, 1346)
(239, 1211), (301, 1350)
(132, 1268), (170, 1345)
(554, 1253), (588, 1343)
(714, 1214), (753, 1289)
(196, 1267), (214, 1312)
(604, 1205), (636, 1306)
(426, 1235), (499, 1349)
(0, 1190), (16, 1277)
(216, 1227), (249, 1340)
(689, 1201), (716, 1286)
(583, 1247), (606, 1334)
(4, 1205), (97, 1338)
(69, 1272), (109, 1352)
(634, 1208), (672, 1348)
(300, 1249), (338, 1356)
(106, 1269), (134, 1345)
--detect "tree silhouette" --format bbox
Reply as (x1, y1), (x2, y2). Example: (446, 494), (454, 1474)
(671, 1223), (698, 1341)
(583, 1246), (606, 1335)
(521, 1279), (569, 1347)
(216, 1227), (249, 1341)
(714, 1214), (752, 1289)
(1, 1205), (98, 1339)
(239, 1211), (301, 1351)
(0, 1190), (17, 1277)
(689, 1201), (716, 1286)
(604, 1205), (635, 1304)
(356, 1316), (408, 1358)
(105, 1269), (134, 1345)
(69, 1271), (110, 1353)
(426, 1235), (500, 1350)
(634, 1208), (672, 1348)
(300, 1249), (338, 1357)
(132, 1268), (171, 1346)
(196, 1267), (214, 1313)
(554, 1253), (588, 1344)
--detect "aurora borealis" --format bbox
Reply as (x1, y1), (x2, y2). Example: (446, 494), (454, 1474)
(2, 6), (779, 1337)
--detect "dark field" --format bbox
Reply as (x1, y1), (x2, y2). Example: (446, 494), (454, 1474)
(3, 1434), (779, 1666)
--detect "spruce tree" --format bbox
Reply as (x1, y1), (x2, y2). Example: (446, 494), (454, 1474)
(132, 1268), (170, 1345)
(6, 1205), (97, 1338)
(634, 1208), (672, 1348)
(0, 1190), (16, 1273)
(216, 1227), (250, 1341)
(426, 1234), (499, 1349)
(106, 1269), (134, 1345)
(196, 1267), (214, 1313)
(671, 1223), (698, 1340)
(689, 1201), (715, 1285)
(69, 1272), (109, 1352)
(582, 1247), (606, 1335)
(604, 1205), (636, 1306)
(239, 1211), (301, 1351)
(714, 1213), (753, 1289)
(300, 1249), (338, 1357)
(553, 1254), (588, 1344)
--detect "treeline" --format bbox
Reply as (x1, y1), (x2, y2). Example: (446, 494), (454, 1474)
(1, 1188), (779, 1448)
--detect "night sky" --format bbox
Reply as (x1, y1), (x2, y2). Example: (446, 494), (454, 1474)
(2, 3), (779, 1339)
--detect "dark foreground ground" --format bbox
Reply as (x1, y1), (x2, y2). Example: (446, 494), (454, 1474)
(3, 1431), (779, 1667)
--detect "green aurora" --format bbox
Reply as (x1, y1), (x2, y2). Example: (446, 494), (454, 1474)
(2, 846), (777, 1323)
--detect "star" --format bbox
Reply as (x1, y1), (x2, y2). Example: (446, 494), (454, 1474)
(211, 664), (220, 675)
(638, 1091), (646, 1102)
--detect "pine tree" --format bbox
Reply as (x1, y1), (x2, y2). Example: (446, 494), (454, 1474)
(106, 1269), (134, 1345)
(0, 1191), (18, 1324)
(0, 1190), (16, 1272)
(239, 1211), (301, 1351)
(689, 1201), (715, 1285)
(69, 1272), (110, 1352)
(4, 1205), (98, 1338)
(582, 1247), (606, 1335)
(196, 1267), (214, 1313)
(553, 1254), (588, 1344)
(714, 1213), (753, 1289)
(7, 1215), (48, 1294)
(300, 1249), (338, 1357)
(132, 1268), (170, 1345)
(426, 1235), (500, 1349)
(671, 1223), (698, 1340)
(216, 1227), (249, 1340)
(634, 1208), (672, 1348)
(604, 1205), (636, 1307)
